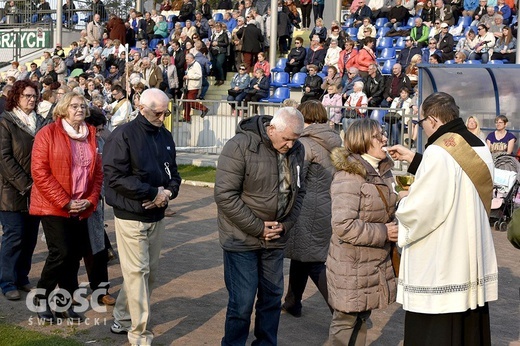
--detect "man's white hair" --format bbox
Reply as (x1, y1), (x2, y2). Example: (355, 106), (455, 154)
(270, 107), (304, 135)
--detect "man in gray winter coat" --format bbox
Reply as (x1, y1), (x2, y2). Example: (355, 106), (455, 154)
(215, 107), (306, 346)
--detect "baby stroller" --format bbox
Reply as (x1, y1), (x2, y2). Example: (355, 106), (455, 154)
(491, 153), (520, 231)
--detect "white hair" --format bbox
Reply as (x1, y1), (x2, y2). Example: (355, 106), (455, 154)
(270, 107), (304, 135)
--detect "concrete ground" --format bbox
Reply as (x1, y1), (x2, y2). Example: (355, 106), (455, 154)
(0, 182), (520, 346)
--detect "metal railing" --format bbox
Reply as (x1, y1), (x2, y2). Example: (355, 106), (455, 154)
(163, 99), (412, 161)
(0, 22), (53, 66)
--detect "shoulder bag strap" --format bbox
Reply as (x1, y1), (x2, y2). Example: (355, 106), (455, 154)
(434, 132), (493, 216)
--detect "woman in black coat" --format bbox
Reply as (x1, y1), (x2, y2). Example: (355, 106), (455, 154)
(301, 64), (324, 103)
(243, 68), (270, 115)
(210, 22), (230, 86)
(0, 80), (43, 301)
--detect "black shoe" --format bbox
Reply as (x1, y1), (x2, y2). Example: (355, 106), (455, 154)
(36, 299), (56, 324)
(282, 303), (302, 318)
(201, 109), (209, 118)
(57, 307), (84, 322)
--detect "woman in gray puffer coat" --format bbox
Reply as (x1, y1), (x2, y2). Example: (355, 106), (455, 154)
(283, 100), (342, 317)
(327, 118), (398, 345)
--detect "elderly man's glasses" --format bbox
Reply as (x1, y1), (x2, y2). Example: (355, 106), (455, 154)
(143, 104), (171, 117)
(21, 94), (38, 100)
(417, 116), (437, 128)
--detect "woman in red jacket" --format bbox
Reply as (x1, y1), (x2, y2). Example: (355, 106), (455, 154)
(353, 37), (376, 78)
(30, 92), (103, 323)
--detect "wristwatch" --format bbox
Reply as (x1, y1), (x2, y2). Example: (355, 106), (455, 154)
(164, 189), (173, 200)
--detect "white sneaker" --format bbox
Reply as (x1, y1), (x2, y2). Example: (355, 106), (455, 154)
(110, 321), (129, 334)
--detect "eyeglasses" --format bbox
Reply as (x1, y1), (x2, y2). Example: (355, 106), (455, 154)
(21, 94), (38, 100)
(69, 104), (87, 111)
(478, 27), (485, 30)
(143, 104), (171, 117)
(417, 116), (437, 128)
(239, 67), (246, 70)
(372, 131), (388, 141)
(435, 22), (440, 24)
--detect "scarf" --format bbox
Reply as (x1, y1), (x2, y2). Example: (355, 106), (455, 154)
(12, 107), (37, 135)
(62, 118), (89, 141)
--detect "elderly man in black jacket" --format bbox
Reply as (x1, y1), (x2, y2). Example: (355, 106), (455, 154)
(103, 88), (181, 346)
(301, 64), (323, 103)
(215, 108), (306, 346)
(363, 63), (385, 107)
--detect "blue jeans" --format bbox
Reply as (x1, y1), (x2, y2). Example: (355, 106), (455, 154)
(200, 77), (210, 99)
(0, 211), (40, 293)
(222, 248), (284, 346)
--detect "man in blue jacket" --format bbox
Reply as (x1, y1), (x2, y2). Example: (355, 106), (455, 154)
(103, 88), (181, 346)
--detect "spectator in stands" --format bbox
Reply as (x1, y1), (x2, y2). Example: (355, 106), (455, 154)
(128, 51), (144, 75)
(338, 39), (358, 83)
(285, 0), (301, 29)
(107, 15), (126, 45)
(302, 36), (326, 73)
(285, 37), (307, 75)
(309, 18), (327, 43)
(486, 115), (516, 154)
(490, 15), (507, 38)
(198, 0), (212, 20)
(454, 50), (467, 62)
(53, 56), (66, 83)
(399, 36), (423, 68)
(227, 64), (250, 115)
(140, 57), (163, 88)
(105, 85), (132, 131)
(410, 18), (430, 48)
(468, 24), (495, 62)
(84, 79), (97, 101)
(321, 84), (344, 130)
(301, 64), (324, 103)
(152, 15), (168, 39)
(5, 62), (20, 79)
(277, 3), (292, 55)
(17, 66), (28, 81)
(342, 67), (363, 98)
(139, 12), (155, 42)
(382, 63), (411, 107)
(495, 0), (512, 24)
(113, 50), (127, 74)
(218, 0), (233, 9)
(170, 41), (185, 99)
(421, 0), (436, 25)
(434, 0), (455, 26)
(87, 14), (104, 46)
(342, 81), (368, 130)
(1, 1), (18, 24)
(231, 16), (246, 72)
(224, 11), (237, 32)
(353, 37), (376, 78)
(357, 18), (376, 41)
(480, 6), (500, 28)
(405, 54), (421, 86)
(321, 65), (341, 91)
(491, 25), (516, 62)
(40, 64), (57, 83)
(423, 38), (442, 61)
(353, 1), (373, 27)
(325, 26), (346, 50)
(300, 0), (312, 29)
(174, 0), (195, 24)
(465, 115), (486, 141)
(253, 52), (270, 78)
(242, 68), (270, 115)
(40, 51), (52, 75)
(429, 52), (443, 63)
(435, 22), (455, 61)
(363, 63), (385, 108)
(195, 11), (211, 39)
(182, 20), (197, 38)
(237, 17), (264, 73)
(469, 0), (488, 21)
(128, 10), (139, 36)
(210, 22), (230, 86)
(29, 63), (42, 81)
(183, 53), (209, 121)
(324, 40), (342, 70)
(386, 0), (410, 29)
(386, 86), (413, 145)
(313, 0), (325, 23)
(36, 0), (51, 22)
(160, 0), (172, 11)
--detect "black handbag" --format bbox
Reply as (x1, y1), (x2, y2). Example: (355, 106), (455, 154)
(228, 88), (242, 97)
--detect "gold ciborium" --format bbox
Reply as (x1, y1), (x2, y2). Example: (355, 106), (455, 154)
(395, 175), (415, 191)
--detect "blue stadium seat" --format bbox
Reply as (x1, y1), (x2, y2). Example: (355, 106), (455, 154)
(149, 38), (161, 49)
(375, 17), (388, 28)
(400, 17), (417, 30)
(394, 36), (406, 51)
(263, 87), (290, 103)
(213, 13), (224, 22)
(271, 58), (288, 73)
(376, 27), (391, 38)
(487, 59), (504, 64)
(287, 72), (307, 88)
(370, 109), (388, 124)
(458, 16), (472, 28)
(377, 47), (396, 63)
(271, 72), (290, 87)
(381, 59), (396, 75)
(444, 59), (455, 64)
(317, 72), (327, 80)
(343, 17), (355, 28)
(376, 37), (393, 51)
(345, 27), (358, 38)
(465, 59), (482, 64)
